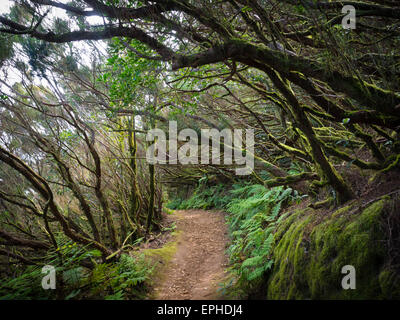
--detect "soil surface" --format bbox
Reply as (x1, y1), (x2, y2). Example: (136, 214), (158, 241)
(153, 209), (229, 300)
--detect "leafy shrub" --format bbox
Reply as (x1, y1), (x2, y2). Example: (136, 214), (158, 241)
(165, 198), (183, 210)
(87, 254), (152, 300)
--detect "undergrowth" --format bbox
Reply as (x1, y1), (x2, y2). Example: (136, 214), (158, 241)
(0, 238), (153, 300)
(167, 183), (232, 210)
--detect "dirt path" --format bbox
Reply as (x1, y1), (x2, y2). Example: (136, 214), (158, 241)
(153, 209), (229, 300)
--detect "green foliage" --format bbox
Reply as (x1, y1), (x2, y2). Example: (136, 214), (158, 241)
(87, 254), (152, 300)
(165, 197), (183, 210)
(0, 265), (52, 300)
(100, 38), (162, 111)
(168, 184), (234, 210)
(0, 239), (101, 300)
(225, 185), (297, 295)
(0, 34), (14, 65)
(0, 239), (152, 300)
(21, 37), (52, 76)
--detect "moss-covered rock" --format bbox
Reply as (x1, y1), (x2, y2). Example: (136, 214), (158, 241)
(266, 196), (400, 299)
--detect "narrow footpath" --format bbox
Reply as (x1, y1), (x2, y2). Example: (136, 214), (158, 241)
(153, 210), (229, 300)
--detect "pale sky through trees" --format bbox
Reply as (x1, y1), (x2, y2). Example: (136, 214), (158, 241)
(0, 0), (103, 24)
(0, 1), (11, 14)
(0, 0), (108, 86)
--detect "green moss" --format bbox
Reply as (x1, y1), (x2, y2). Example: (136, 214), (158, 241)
(140, 230), (182, 298)
(378, 269), (400, 299)
(267, 208), (312, 299)
(163, 207), (175, 215)
(141, 230), (181, 266)
(267, 198), (399, 299)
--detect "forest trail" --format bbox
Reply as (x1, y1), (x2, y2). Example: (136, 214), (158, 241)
(153, 210), (229, 300)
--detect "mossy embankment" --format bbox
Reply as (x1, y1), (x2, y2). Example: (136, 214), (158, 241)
(266, 195), (400, 299)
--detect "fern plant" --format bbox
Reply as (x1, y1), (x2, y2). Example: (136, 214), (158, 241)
(224, 185), (296, 296)
(0, 238), (152, 300)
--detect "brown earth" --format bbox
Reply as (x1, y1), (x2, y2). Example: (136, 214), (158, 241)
(152, 209), (229, 300)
